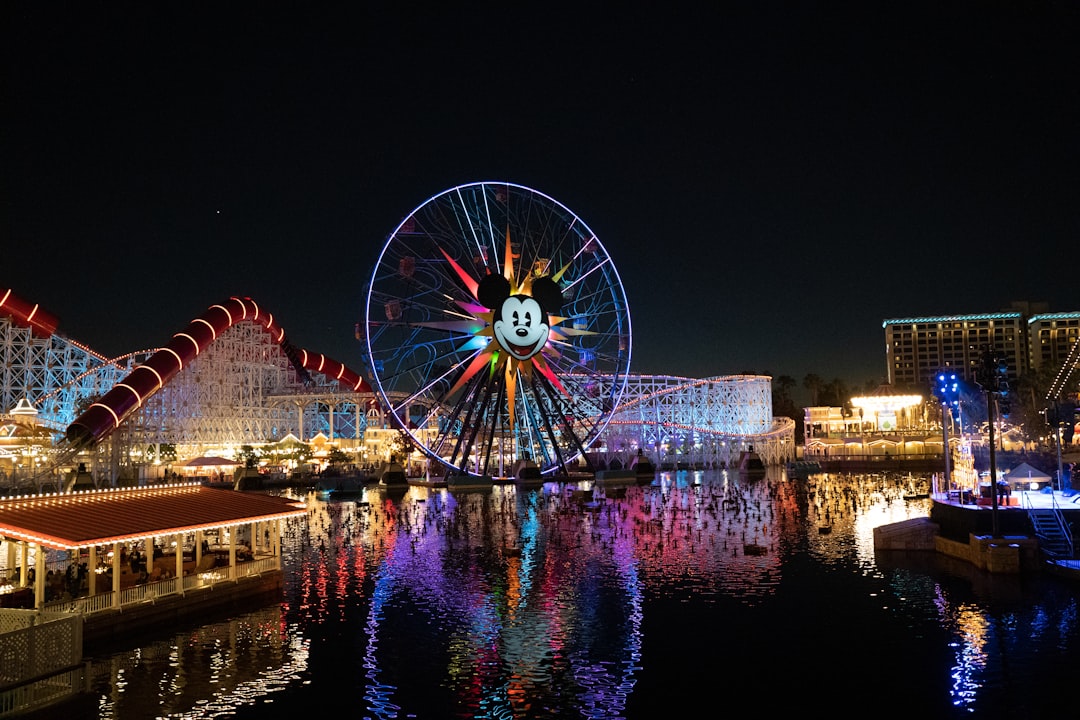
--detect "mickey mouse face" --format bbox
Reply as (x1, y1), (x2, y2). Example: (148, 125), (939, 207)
(493, 295), (549, 361)
(478, 272), (562, 362)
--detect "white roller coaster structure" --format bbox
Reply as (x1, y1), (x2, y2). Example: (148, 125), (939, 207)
(599, 374), (795, 469)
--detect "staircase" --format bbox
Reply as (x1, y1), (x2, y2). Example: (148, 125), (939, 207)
(1028, 507), (1074, 558)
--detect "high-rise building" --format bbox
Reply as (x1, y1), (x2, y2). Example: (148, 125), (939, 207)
(884, 304), (1080, 392)
(883, 311), (1028, 390)
(1028, 312), (1080, 372)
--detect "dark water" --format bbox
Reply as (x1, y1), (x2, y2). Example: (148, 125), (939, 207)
(66, 470), (1079, 719)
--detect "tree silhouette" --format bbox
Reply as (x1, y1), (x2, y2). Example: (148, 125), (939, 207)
(803, 373), (823, 406)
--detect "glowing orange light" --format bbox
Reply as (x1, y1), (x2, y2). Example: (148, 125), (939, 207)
(193, 318), (217, 340)
(212, 304), (234, 325)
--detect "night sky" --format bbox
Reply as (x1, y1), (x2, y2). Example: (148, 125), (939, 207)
(3, 3), (1078, 401)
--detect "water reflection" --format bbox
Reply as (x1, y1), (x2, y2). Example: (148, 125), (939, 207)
(75, 470), (1080, 719)
(87, 607), (307, 718)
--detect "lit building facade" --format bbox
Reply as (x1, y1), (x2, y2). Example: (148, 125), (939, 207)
(1028, 311), (1080, 372)
(883, 311), (1028, 389)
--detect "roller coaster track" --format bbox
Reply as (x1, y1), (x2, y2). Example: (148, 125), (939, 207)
(5, 288), (795, 480)
(37, 348), (159, 404)
(64, 296), (373, 449)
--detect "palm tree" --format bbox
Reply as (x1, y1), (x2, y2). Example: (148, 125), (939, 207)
(774, 375), (797, 404)
(772, 374), (800, 420)
(236, 444), (259, 469)
(821, 378), (850, 408)
(803, 373), (823, 406)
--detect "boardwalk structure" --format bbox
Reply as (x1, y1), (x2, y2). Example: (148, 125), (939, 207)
(0, 483), (304, 618)
(0, 483), (306, 716)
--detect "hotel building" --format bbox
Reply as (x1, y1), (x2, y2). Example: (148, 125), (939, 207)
(883, 304), (1080, 390)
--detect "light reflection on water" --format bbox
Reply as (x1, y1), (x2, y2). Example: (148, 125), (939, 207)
(74, 470), (1080, 719)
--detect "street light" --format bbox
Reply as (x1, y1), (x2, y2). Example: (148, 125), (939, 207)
(1057, 421), (1065, 492)
(934, 371), (961, 491)
(976, 347), (1009, 537)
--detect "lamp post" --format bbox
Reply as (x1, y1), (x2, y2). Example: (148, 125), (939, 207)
(934, 371), (960, 492)
(941, 407), (951, 491)
(1057, 422), (1065, 493)
(976, 348), (1009, 538)
(985, 388), (1000, 537)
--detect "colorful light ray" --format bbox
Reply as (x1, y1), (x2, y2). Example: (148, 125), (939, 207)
(437, 228), (593, 428)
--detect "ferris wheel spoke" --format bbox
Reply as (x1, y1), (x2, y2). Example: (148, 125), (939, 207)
(525, 371), (583, 471)
(445, 366), (501, 472)
(365, 182), (631, 477)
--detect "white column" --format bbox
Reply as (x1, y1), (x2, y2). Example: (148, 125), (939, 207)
(34, 544), (45, 609)
(111, 542), (121, 608)
(175, 533), (183, 585)
(272, 519), (282, 569)
(89, 546), (98, 596)
(19, 543), (28, 588)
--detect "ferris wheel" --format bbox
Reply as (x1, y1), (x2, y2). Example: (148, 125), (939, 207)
(362, 181), (632, 478)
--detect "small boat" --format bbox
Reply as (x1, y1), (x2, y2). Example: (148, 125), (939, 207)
(329, 479), (366, 500)
(743, 543), (768, 556)
(630, 451), (657, 481)
(786, 460), (822, 478)
(315, 474), (370, 500)
(377, 460), (408, 488)
(818, 525), (832, 534)
(738, 450), (766, 476)
(444, 472), (494, 490)
(513, 457), (543, 483)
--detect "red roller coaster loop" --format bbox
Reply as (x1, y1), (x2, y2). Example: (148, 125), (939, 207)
(65, 296), (371, 448)
(0, 287), (60, 338)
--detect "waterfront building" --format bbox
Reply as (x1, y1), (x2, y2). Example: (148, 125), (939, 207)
(883, 302), (1080, 392)
(0, 483), (306, 716)
(0, 484), (304, 615)
(883, 310), (1028, 389)
(1028, 311), (1080, 372)
(803, 385), (938, 462)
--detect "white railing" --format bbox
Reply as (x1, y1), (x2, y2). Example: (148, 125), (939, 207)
(0, 664), (86, 718)
(42, 556), (279, 616)
(241, 556), (278, 577)
(0, 610), (84, 718)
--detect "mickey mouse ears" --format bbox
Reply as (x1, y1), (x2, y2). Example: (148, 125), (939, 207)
(531, 276), (563, 314)
(477, 273), (563, 314)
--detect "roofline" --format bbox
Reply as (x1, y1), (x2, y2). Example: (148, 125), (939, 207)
(0, 483), (307, 551)
(882, 312), (1023, 328)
